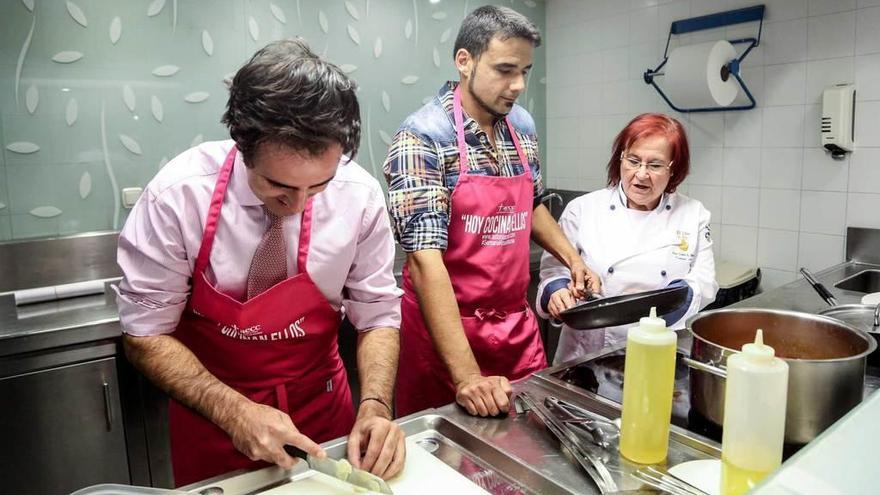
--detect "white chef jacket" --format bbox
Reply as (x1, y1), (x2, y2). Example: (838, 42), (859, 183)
(536, 186), (718, 364)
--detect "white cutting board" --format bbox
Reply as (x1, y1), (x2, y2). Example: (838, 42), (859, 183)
(260, 436), (491, 495)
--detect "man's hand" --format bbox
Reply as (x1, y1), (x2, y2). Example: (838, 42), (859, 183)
(548, 287), (578, 318)
(454, 374), (512, 417)
(224, 401), (325, 469)
(347, 400), (406, 480)
(568, 258), (601, 299)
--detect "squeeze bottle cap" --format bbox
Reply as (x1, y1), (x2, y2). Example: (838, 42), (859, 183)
(740, 329), (776, 361)
(639, 307), (668, 333)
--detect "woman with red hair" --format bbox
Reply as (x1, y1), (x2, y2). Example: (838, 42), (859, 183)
(535, 113), (718, 363)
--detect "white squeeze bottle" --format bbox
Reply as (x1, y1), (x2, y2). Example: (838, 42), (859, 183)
(619, 307), (677, 464)
(721, 329), (789, 495)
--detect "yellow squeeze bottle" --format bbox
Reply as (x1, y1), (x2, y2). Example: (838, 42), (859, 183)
(721, 330), (789, 495)
(619, 307), (677, 464)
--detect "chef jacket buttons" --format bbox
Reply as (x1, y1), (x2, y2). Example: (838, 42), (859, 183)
(608, 267), (614, 274)
(610, 205), (616, 211)
(661, 270), (667, 277)
(665, 204), (671, 210)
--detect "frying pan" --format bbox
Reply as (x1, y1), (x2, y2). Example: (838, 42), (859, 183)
(558, 285), (690, 330)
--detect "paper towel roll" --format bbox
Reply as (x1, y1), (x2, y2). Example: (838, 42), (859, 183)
(664, 40), (738, 108)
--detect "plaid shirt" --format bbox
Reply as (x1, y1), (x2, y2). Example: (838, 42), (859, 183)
(383, 81), (545, 252)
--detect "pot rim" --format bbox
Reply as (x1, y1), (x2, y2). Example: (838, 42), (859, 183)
(686, 307), (878, 362)
(819, 304), (880, 335)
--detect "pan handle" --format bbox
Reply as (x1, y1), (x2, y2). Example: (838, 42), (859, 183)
(799, 267), (838, 307)
(682, 356), (728, 379)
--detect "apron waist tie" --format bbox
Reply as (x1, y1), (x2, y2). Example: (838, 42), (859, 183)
(472, 304), (529, 320)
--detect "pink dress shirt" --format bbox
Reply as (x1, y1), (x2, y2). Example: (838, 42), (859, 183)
(116, 140), (402, 336)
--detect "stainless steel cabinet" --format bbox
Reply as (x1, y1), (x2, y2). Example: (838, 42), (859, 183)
(0, 356), (130, 495)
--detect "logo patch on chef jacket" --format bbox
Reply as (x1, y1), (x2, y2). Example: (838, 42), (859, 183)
(672, 230), (694, 261)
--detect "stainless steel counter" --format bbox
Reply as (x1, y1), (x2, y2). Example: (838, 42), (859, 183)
(184, 377), (717, 495)
(729, 261), (880, 313)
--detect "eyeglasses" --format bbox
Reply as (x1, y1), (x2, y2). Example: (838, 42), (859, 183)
(620, 152), (673, 175)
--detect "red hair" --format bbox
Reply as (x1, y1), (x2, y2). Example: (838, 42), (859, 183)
(606, 113), (690, 193)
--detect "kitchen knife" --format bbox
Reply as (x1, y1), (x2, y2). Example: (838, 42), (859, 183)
(284, 445), (394, 494)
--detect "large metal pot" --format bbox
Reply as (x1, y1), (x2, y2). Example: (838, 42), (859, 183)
(686, 308), (876, 445)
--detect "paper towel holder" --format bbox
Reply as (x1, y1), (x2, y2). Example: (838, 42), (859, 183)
(643, 5), (765, 113)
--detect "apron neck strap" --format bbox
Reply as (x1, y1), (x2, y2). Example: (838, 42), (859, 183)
(193, 146), (316, 278)
(296, 197), (314, 273)
(194, 146), (237, 276)
(452, 85), (531, 181)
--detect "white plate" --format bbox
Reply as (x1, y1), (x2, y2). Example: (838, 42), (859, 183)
(668, 459), (721, 495)
(861, 292), (880, 305)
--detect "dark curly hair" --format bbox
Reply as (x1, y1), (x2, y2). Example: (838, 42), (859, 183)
(221, 39), (361, 166)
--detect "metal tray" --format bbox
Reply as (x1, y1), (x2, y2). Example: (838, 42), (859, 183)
(69, 484), (187, 495)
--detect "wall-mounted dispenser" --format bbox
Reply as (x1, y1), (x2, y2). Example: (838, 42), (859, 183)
(821, 84), (856, 160)
(643, 5), (765, 113)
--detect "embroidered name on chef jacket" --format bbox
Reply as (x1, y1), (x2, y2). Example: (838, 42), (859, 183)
(218, 316), (308, 341)
(461, 204), (528, 247)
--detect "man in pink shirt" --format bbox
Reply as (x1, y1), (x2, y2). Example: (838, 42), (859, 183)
(116, 40), (405, 486)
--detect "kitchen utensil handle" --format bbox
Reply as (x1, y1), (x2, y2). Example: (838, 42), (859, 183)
(102, 381), (113, 432)
(800, 267), (838, 306)
(283, 444), (308, 460)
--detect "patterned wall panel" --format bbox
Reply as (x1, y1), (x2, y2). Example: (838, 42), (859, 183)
(0, 0), (546, 241)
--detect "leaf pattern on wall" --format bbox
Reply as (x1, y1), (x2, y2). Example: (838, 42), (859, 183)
(152, 65), (179, 76)
(119, 134), (143, 155)
(404, 20), (412, 39)
(66, 1), (88, 27)
(25, 84), (38, 114)
(21, 0), (34, 12)
(524, 0), (537, 7)
(191, 134), (204, 147)
(347, 25), (360, 45)
(6, 142), (40, 154)
(52, 51), (84, 63)
(270, 3), (287, 24)
(381, 91), (390, 112)
(151, 95), (163, 122)
(123, 85), (136, 112)
(378, 130), (392, 146)
(440, 28), (452, 44)
(401, 75), (419, 85)
(15, 13), (36, 106)
(147, 0), (166, 17)
(318, 11), (329, 33)
(0, 202), (5, 210)
(158, 157), (169, 171)
(345, 1), (360, 20)
(202, 30), (214, 56)
(432, 47), (440, 68)
(184, 92), (209, 103)
(110, 17), (122, 44)
(339, 64), (357, 74)
(373, 37), (382, 58)
(66, 98), (78, 126)
(79, 171), (92, 199)
(248, 17), (259, 41)
(30, 206), (63, 218)
(431, 12), (447, 20)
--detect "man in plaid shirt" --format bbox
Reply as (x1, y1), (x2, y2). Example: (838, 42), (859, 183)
(384, 6), (601, 418)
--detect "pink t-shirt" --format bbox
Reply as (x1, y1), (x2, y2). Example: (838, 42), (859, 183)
(116, 140), (402, 336)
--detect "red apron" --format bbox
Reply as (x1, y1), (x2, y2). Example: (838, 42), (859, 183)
(169, 147), (355, 486)
(395, 87), (547, 417)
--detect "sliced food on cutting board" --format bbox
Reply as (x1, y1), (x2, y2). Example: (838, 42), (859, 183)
(262, 436), (491, 495)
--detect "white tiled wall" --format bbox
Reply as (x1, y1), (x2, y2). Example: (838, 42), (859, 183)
(545, 0), (880, 291)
